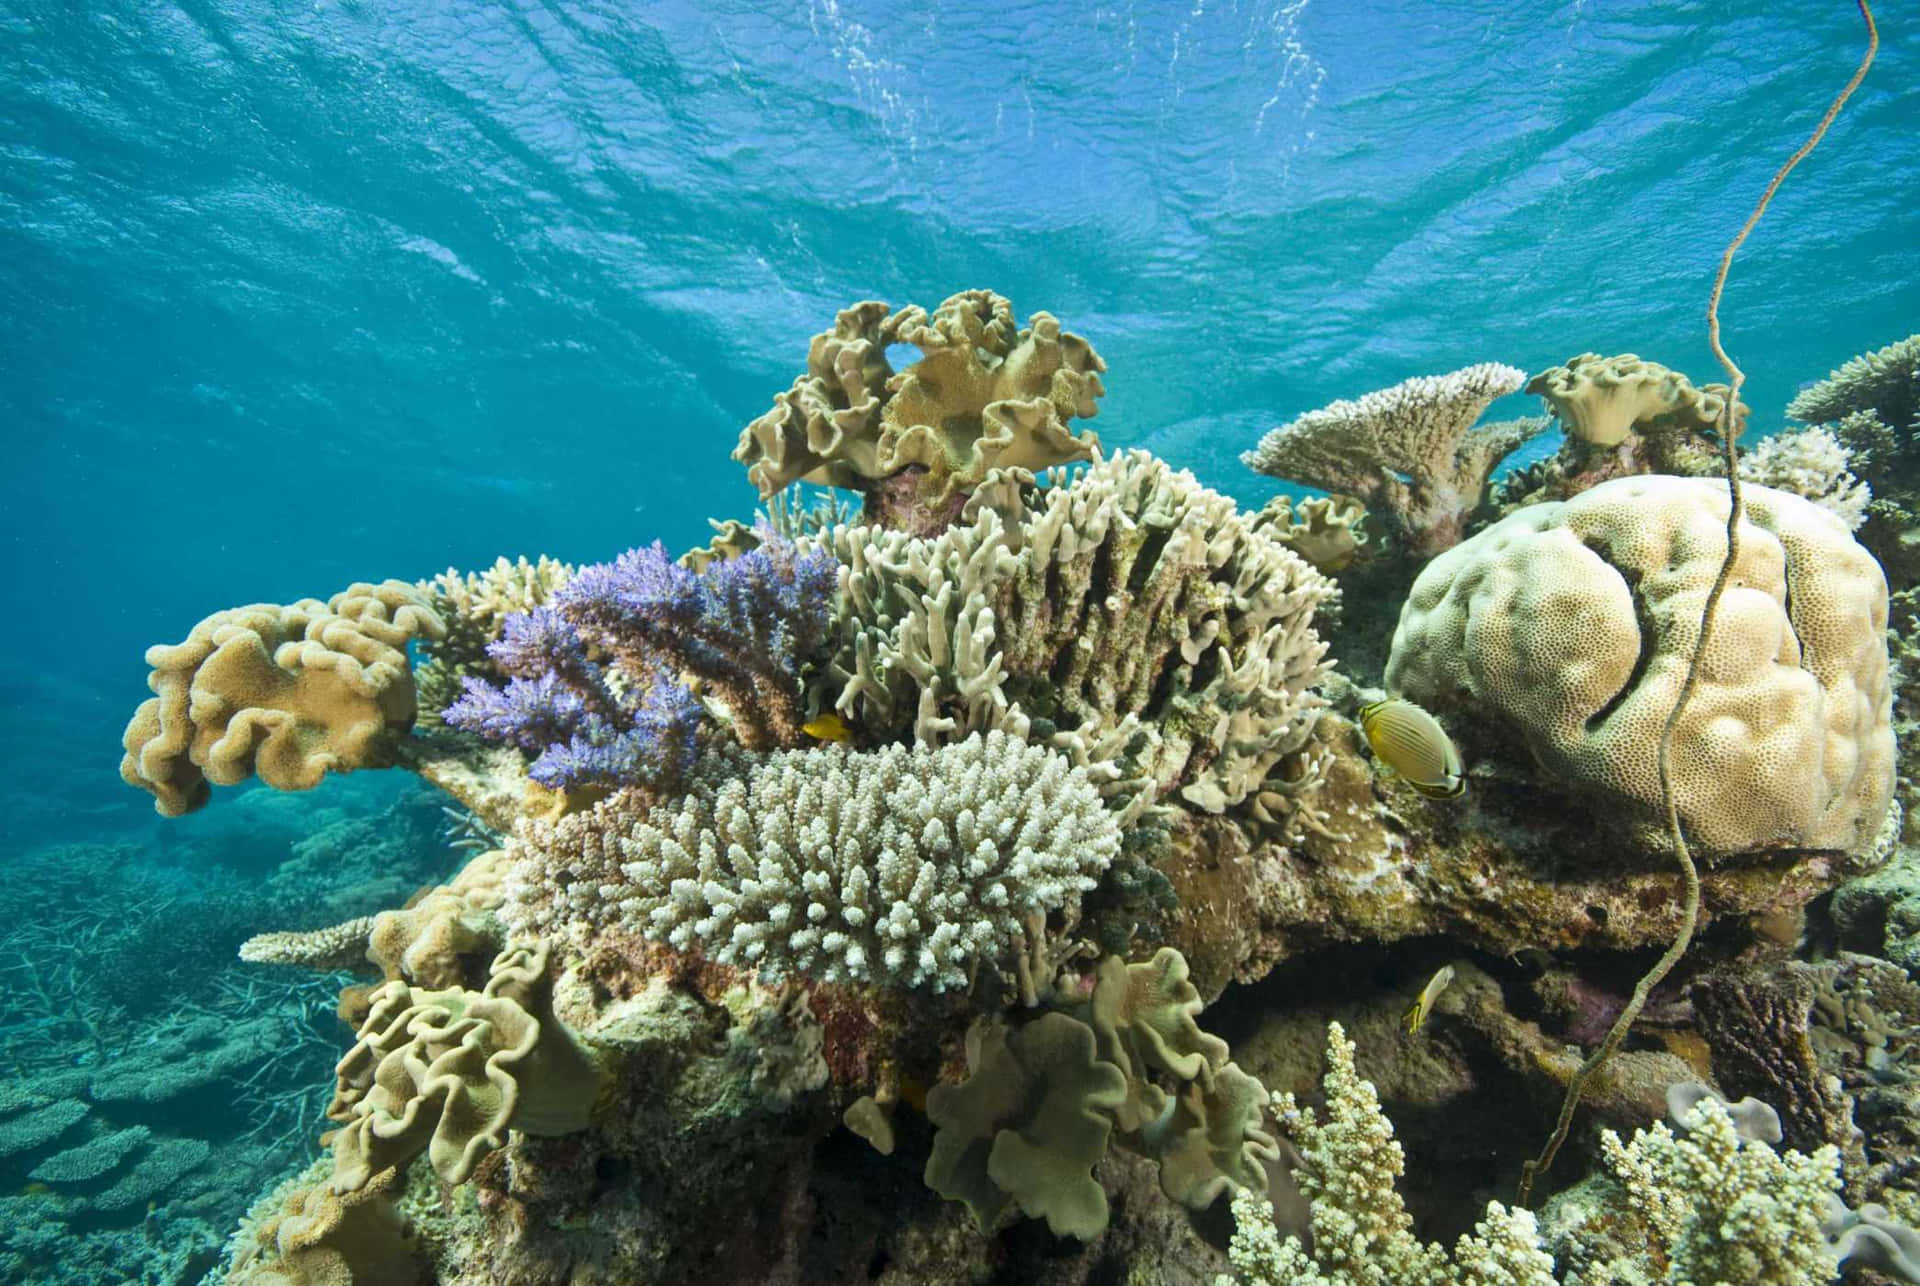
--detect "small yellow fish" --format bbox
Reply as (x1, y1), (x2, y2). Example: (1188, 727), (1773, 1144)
(802, 711), (854, 743)
(1359, 698), (1465, 800)
(1405, 963), (1457, 1034)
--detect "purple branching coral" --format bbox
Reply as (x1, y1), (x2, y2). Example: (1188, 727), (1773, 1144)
(446, 533), (836, 783)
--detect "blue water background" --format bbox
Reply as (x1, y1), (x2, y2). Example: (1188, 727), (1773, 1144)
(2, 0), (1915, 848)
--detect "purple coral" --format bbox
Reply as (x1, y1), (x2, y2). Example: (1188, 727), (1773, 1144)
(555, 533), (835, 751)
(445, 532), (835, 786)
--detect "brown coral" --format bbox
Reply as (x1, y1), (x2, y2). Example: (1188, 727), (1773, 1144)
(327, 941), (601, 1192)
(121, 581), (445, 816)
(734, 290), (1104, 533)
(366, 849), (510, 988)
(1527, 352), (1748, 448)
(231, 1162), (419, 1286)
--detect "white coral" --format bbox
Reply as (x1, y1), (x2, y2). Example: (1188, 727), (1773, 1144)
(1218, 1022), (1555, 1286)
(1737, 428), (1870, 530)
(1593, 1097), (1843, 1284)
(609, 731), (1119, 991)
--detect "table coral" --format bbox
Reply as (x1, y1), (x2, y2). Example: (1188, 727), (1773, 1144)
(734, 290), (1105, 534)
(121, 580), (445, 815)
(1240, 363), (1539, 556)
(1387, 476), (1894, 854)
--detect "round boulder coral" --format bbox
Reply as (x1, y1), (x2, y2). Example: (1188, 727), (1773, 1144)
(1385, 476), (1892, 854)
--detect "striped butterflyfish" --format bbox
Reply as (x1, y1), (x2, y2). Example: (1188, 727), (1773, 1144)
(1358, 698), (1464, 800)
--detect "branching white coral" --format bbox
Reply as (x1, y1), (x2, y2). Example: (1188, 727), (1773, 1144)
(1594, 1096), (1843, 1285)
(605, 731), (1120, 991)
(1737, 428), (1870, 530)
(1218, 1022), (1555, 1286)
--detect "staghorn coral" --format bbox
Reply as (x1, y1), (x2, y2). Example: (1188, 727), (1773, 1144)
(553, 731), (1120, 992)
(449, 534), (835, 773)
(326, 941), (601, 1193)
(1218, 1022), (1556, 1285)
(1388, 476), (1893, 854)
(816, 450), (1335, 825)
(240, 917), (381, 972)
(121, 581), (445, 816)
(1240, 363), (1540, 555)
(414, 555), (573, 724)
(734, 291), (1105, 536)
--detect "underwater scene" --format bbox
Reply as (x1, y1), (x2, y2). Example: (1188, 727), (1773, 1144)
(3, 0), (1919, 1282)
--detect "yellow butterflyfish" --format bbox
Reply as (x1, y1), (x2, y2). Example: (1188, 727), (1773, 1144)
(1359, 698), (1465, 800)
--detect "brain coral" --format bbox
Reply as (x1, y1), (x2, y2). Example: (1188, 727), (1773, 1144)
(121, 581), (444, 815)
(1385, 475), (1892, 854)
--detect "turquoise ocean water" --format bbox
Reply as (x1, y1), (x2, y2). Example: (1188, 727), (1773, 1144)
(0, 1), (1914, 1278)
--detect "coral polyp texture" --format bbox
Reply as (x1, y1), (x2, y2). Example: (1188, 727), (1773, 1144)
(815, 449), (1336, 823)
(734, 289), (1105, 533)
(1240, 362), (1541, 555)
(1387, 475), (1893, 854)
(517, 730), (1121, 991)
(120, 580), (445, 815)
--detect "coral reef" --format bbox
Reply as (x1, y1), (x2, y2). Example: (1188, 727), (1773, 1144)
(97, 294), (1920, 1286)
(1388, 475), (1893, 854)
(1240, 363), (1540, 555)
(121, 581), (446, 815)
(735, 290), (1105, 534)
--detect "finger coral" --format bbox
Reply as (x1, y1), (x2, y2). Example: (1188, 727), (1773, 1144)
(816, 450), (1336, 823)
(547, 730), (1120, 992)
(120, 581), (446, 815)
(1240, 363), (1539, 556)
(735, 289), (1105, 534)
(1386, 475), (1894, 854)
(327, 941), (601, 1192)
